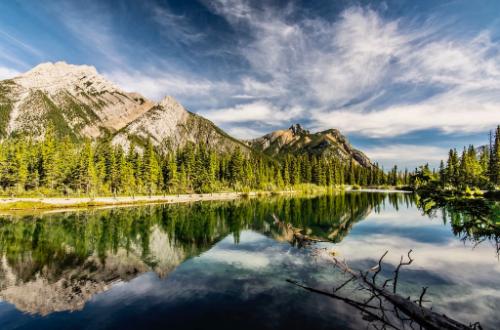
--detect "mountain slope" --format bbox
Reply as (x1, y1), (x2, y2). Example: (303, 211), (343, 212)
(247, 124), (372, 167)
(112, 96), (248, 152)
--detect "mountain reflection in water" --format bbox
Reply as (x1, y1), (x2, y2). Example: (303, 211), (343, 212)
(0, 192), (498, 330)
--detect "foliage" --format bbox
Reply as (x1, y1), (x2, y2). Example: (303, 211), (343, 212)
(410, 125), (500, 195)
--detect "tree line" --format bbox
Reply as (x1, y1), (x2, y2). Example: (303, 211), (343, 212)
(0, 128), (391, 196)
(411, 125), (500, 193)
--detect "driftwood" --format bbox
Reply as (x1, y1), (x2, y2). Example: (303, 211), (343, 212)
(272, 213), (481, 329)
(331, 252), (479, 330)
(288, 250), (482, 330)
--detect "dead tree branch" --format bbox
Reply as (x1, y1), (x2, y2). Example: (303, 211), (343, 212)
(289, 249), (481, 330)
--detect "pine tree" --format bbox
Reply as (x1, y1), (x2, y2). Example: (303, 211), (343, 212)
(229, 147), (244, 187)
(40, 126), (61, 190)
(142, 139), (161, 196)
(282, 158), (290, 186)
(79, 140), (98, 195)
(438, 160), (446, 188)
(490, 126), (500, 185)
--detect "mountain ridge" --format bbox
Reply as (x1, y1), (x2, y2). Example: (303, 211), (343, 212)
(0, 62), (372, 166)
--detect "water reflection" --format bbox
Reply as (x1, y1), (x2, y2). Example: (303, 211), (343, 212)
(416, 196), (500, 254)
(0, 192), (498, 329)
(0, 193), (390, 315)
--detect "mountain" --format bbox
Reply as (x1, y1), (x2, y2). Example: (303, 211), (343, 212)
(0, 62), (248, 153)
(0, 62), (372, 165)
(0, 62), (153, 139)
(246, 124), (372, 167)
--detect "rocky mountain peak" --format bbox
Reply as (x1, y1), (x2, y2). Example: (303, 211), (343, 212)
(247, 124), (373, 168)
(289, 123), (309, 136)
(27, 61), (98, 76)
(158, 95), (184, 111)
(13, 61), (117, 95)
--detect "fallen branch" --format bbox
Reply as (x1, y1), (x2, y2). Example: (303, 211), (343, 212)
(288, 249), (482, 330)
(286, 279), (400, 330)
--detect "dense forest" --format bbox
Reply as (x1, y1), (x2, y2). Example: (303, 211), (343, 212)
(0, 127), (390, 197)
(411, 125), (500, 195)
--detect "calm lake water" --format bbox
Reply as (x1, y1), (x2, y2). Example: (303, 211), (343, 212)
(0, 192), (499, 329)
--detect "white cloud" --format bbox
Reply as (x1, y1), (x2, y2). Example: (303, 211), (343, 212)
(312, 86), (500, 137)
(0, 66), (19, 80)
(104, 69), (230, 102)
(199, 100), (303, 125)
(364, 144), (449, 168)
(304, 8), (407, 105)
(225, 126), (267, 139)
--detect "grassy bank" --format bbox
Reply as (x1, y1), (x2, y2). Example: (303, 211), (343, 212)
(0, 184), (412, 211)
(0, 190), (310, 211)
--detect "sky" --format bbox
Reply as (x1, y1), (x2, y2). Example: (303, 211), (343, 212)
(1, 0), (500, 169)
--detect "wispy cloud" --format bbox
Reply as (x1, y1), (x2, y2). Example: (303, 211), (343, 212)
(104, 69), (231, 107)
(363, 144), (449, 169)
(224, 126), (268, 139)
(201, 1), (500, 139)
(149, 4), (205, 46)
(0, 30), (43, 57)
(0, 30), (42, 69)
(47, 1), (128, 66)
(199, 101), (304, 125)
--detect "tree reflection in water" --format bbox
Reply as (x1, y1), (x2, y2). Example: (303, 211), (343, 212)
(416, 196), (500, 256)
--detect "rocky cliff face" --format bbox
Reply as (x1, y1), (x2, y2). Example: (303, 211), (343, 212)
(247, 124), (372, 167)
(112, 96), (247, 152)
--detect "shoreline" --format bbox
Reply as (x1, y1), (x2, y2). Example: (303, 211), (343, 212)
(0, 191), (293, 213)
(0, 188), (415, 213)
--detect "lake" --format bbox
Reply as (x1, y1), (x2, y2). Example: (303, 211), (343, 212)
(0, 192), (499, 329)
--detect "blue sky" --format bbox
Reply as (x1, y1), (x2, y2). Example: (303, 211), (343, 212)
(1, 0), (500, 169)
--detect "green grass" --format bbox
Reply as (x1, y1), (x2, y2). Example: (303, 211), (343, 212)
(0, 201), (89, 210)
